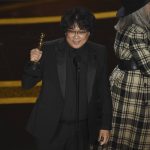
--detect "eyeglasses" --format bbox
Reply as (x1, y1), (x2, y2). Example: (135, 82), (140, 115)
(67, 29), (88, 37)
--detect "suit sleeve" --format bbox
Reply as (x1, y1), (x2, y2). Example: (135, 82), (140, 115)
(130, 26), (150, 76)
(97, 47), (112, 130)
(21, 46), (45, 89)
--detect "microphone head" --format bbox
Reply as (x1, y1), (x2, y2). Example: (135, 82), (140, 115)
(73, 55), (81, 67)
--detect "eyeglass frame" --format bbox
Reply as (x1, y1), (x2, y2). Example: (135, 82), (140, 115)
(66, 29), (89, 37)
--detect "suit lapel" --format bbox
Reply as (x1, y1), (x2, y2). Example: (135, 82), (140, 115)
(55, 39), (66, 99)
(87, 49), (96, 103)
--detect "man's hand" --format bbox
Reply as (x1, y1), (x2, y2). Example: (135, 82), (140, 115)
(98, 130), (110, 145)
(30, 48), (42, 62)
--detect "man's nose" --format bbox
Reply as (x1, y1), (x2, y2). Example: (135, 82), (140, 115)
(74, 31), (79, 38)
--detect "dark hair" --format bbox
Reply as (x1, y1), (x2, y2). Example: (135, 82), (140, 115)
(60, 7), (96, 33)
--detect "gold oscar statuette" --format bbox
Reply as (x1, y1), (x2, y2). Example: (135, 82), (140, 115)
(32, 32), (45, 70)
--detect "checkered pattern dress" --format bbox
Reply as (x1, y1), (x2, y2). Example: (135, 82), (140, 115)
(103, 24), (150, 150)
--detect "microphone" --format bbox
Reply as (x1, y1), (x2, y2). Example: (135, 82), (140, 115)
(73, 55), (81, 68)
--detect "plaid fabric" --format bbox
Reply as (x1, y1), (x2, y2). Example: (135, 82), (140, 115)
(103, 24), (150, 150)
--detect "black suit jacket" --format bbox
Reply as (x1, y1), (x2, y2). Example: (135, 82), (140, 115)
(22, 38), (112, 144)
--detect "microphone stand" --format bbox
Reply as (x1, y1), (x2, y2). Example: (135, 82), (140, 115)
(73, 55), (81, 150)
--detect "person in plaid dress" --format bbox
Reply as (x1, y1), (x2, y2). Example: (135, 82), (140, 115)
(103, 0), (150, 149)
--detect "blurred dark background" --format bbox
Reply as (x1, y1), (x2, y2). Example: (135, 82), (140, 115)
(0, 0), (120, 149)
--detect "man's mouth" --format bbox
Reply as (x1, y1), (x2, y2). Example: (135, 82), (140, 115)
(73, 41), (80, 45)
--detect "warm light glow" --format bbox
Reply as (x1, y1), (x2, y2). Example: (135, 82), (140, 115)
(0, 11), (117, 25)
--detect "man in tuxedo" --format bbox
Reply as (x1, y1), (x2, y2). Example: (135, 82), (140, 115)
(22, 7), (112, 150)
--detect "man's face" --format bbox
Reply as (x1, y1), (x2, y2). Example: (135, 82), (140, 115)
(65, 24), (90, 49)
